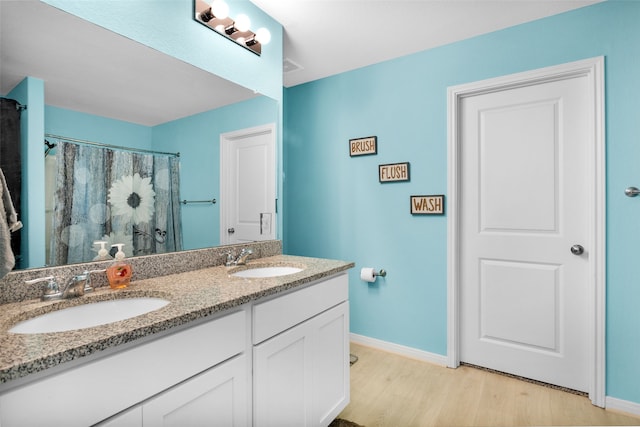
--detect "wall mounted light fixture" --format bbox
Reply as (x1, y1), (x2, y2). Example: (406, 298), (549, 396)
(194, 0), (271, 56)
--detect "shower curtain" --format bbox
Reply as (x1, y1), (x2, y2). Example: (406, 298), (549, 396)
(0, 98), (22, 270)
(51, 141), (182, 265)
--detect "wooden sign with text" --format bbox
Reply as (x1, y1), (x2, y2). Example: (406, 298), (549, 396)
(379, 162), (410, 183)
(411, 195), (445, 215)
(349, 136), (377, 157)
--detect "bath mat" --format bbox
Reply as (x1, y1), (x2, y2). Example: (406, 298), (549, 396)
(329, 418), (364, 427)
(350, 353), (359, 366)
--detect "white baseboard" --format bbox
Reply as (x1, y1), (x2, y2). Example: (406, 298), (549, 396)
(349, 333), (448, 366)
(606, 396), (640, 417)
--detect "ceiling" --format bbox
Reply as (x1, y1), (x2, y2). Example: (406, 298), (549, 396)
(250, 0), (603, 88)
(0, 1), (257, 127)
(0, 1), (602, 126)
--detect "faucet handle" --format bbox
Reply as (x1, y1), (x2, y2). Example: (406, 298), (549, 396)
(83, 269), (106, 293)
(225, 251), (235, 266)
(25, 276), (62, 301)
(24, 276), (55, 285)
(236, 248), (253, 265)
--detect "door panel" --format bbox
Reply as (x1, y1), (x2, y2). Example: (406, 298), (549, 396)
(220, 124), (276, 244)
(480, 100), (559, 233)
(460, 75), (590, 392)
(234, 135), (274, 242)
(480, 260), (560, 352)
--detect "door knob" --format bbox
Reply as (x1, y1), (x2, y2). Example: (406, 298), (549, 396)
(227, 227), (235, 234)
(570, 244), (584, 255)
(625, 186), (640, 197)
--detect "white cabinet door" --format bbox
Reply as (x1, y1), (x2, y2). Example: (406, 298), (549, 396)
(97, 407), (142, 427)
(253, 302), (349, 427)
(142, 354), (248, 427)
(253, 318), (314, 427)
(313, 302), (350, 427)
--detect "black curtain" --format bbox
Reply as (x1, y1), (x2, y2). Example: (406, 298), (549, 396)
(0, 98), (22, 269)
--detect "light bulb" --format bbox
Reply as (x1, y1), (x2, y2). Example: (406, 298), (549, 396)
(234, 14), (251, 32)
(255, 28), (271, 45)
(210, 0), (229, 19)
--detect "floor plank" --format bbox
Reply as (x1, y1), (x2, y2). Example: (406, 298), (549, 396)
(339, 342), (640, 427)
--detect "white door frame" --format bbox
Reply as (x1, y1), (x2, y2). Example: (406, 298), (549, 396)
(219, 123), (276, 245)
(446, 57), (606, 406)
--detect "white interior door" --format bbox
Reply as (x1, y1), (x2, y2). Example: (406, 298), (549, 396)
(220, 124), (276, 244)
(453, 61), (604, 394)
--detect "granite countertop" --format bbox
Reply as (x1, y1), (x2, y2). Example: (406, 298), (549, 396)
(0, 255), (354, 385)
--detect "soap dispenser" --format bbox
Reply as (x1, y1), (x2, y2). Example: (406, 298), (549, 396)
(93, 241), (112, 261)
(106, 244), (132, 289)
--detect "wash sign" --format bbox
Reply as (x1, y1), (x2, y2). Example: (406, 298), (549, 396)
(411, 195), (445, 215)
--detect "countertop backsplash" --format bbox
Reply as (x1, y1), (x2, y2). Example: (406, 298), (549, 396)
(0, 240), (282, 305)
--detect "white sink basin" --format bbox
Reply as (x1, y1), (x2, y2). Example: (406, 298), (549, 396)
(231, 266), (303, 278)
(9, 297), (170, 334)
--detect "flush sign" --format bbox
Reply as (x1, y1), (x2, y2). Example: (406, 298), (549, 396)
(411, 195), (445, 215)
(379, 162), (410, 183)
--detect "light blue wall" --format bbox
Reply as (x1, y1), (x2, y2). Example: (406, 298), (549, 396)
(153, 96), (279, 249)
(41, 0), (283, 102)
(46, 106), (153, 151)
(8, 78), (46, 269)
(284, 1), (640, 404)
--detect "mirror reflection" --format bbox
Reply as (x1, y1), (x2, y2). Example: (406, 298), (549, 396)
(0, 1), (279, 271)
(45, 139), (182, 265)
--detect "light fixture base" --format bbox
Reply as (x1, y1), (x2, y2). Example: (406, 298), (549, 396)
(193, 0), (263, 56)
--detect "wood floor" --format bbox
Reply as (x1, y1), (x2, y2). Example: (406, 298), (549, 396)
(338, 342), (640, 427)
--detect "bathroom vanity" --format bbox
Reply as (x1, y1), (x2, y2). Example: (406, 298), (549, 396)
(0, 254), (353, 427)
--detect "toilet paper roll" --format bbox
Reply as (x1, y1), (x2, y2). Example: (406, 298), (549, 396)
(360, 267), (376, 283)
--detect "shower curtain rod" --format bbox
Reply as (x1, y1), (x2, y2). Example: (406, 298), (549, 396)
(45, 133), (180, 157)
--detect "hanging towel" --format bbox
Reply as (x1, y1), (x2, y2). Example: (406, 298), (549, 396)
(0, 168), (22, 278)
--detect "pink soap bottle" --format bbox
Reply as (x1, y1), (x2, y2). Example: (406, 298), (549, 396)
(106, 244), (132, 289)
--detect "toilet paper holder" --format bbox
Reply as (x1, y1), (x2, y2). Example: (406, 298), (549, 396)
(373, 269), (387, 277)
(360, 267), (387, 283)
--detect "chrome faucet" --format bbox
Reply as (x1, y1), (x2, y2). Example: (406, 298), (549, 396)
(61, 272), (89, 299)
(26, 270), (103, 301)
(236, 248), (253, 265)
(225, 248), (254, 266)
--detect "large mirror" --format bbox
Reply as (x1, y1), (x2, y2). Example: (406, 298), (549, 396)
(0, 1), (279, 270)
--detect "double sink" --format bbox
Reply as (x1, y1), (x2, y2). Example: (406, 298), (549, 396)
(9, 264), (304, 335)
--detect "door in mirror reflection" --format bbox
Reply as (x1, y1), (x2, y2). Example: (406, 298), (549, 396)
(220, 124), (276, 244)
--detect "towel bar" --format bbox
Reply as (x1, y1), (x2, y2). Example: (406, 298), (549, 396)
(181, 199), (217, 205)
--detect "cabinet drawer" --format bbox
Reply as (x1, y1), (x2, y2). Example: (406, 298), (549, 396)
(253, 273), (348, 344)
